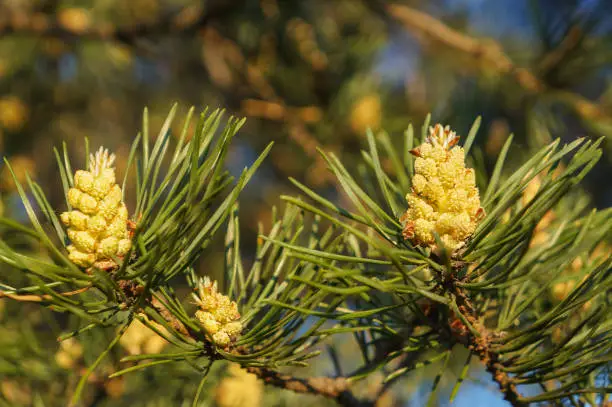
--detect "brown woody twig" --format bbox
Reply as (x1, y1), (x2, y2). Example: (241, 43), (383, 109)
(138, 286), (363, 406)
(0, 285), (90, 302)
(448, 282), (525, 406)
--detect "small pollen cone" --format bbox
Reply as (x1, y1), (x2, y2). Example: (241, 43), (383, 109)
(61, 147), (132, 268)
(400, 124), (484, 252)
(192, 277), (243, 347)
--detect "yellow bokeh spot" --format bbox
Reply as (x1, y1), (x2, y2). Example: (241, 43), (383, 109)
(120, 318), (169, 356)
(216, 364), (262, 407)
(0, 97), (28, 131)
(58, 8), (91, 35)
(350, 94), (381, 135)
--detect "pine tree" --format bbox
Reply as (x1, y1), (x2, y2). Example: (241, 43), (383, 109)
(0, 1), (611, 406)
(0, 105), (609, 406)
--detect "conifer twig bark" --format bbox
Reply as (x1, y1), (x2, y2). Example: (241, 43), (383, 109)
(133, 285), (365, 406)
(245, 367), (352, 401)
(448, 281), (525, 406)
(0, 285), (90, 302)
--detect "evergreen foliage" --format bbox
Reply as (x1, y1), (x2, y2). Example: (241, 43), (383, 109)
(1, 1), (612, 406)
(0, 105), (609, 406)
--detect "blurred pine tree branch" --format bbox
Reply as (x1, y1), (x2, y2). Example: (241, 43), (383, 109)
(384, 3), (612, 136)
(0, 1), (237, 45)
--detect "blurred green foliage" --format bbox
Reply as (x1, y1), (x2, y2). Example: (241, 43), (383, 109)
(0, 0), (611, 406)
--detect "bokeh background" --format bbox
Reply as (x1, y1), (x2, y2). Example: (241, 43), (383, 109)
(0, 0), (611, 406)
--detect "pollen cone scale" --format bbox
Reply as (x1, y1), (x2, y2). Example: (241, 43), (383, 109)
(60, 147), (132, 268)
(400, 124), (484, 252)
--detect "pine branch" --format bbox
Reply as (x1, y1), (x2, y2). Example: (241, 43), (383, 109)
(537, 25), (585, 79)
(244, 367), (358, 405)
(280, 115), (610, 405)
(149, 296), (192, 338)
(0, 104), (367, 404)
(448, 281), (525, 406)
(384, 3), (612, 126)
(2, 103), (607, 406)
(126, 281), (368, 406)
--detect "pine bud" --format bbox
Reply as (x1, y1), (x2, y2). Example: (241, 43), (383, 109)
(192, 277), (243, 347)
(61, 147), (132, 268)
(400, 124), (484, 252)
